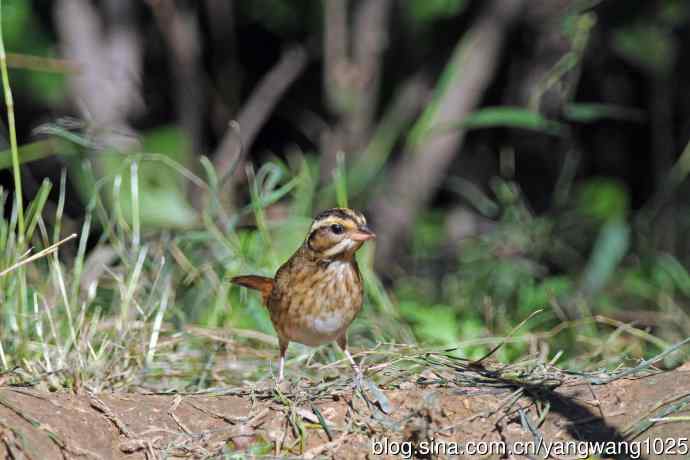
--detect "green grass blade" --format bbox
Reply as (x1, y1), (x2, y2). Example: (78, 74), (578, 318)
(0, 0), (24, 241)
(24, 178), (52, 242)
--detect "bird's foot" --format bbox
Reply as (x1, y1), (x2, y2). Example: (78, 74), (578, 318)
(274, 379), (291, 395)
(351, 366), (365, 390)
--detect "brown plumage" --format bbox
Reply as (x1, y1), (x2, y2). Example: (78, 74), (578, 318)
(231, 275), (273, 303)
(231, 208), (375, 381)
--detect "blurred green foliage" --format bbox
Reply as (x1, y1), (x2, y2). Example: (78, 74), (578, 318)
(387, 172), (690, 366)
(98, 127), (198, 229)
(405, 0), (468, 24)
(578, 178), (629, 221)
(461, 107), (565, 136)
(613, 25), (675, 76)
(3, 0), (66, 104)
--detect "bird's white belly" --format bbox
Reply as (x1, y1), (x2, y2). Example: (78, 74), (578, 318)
(312, 312), (348, 335)
(290, 309), (353, 346)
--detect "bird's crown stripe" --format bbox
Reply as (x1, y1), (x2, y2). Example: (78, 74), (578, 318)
(315, 208), (356, 222)
(310, 216), (352, 232)
(313, 208), (365, 226)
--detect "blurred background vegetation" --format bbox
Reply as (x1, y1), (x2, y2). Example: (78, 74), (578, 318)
(1, 0), (690, 389)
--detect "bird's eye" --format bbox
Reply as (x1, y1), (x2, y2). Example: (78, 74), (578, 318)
(330, 224), (344, 234)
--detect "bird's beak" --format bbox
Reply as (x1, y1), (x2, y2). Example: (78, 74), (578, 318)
(350, 225), (376, 241)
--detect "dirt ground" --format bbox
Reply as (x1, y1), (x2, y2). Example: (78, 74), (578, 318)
(0, 365), (688, 459)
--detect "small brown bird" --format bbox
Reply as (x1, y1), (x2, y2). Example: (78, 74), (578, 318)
(232, 208), (375, 381)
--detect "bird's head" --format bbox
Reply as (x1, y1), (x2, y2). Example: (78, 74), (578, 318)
(305, 208), (375, 260)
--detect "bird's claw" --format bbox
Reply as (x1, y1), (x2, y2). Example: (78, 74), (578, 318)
(352, 367), (365, 390)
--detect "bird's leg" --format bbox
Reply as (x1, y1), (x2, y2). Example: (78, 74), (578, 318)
(337, 335), (363, 386)
(343, 348), (360, 372)
(277, 339), (288, 382)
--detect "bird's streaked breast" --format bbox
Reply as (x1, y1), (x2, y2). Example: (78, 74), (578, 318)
(270, 257), (363, 346)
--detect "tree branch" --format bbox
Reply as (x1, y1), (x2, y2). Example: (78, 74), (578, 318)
(213, 45), (308, 180)
(149, 1), (205, 157)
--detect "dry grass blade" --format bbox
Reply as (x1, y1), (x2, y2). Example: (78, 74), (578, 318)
(146, 275), (172, 366)
(87, 393), (135, 439)
(472, 309), (543, 366)
(589, 336), (690, 385)
(0, 233), (77, 278)
(622, 391), (690, 439)
(649, 415), (690, 423)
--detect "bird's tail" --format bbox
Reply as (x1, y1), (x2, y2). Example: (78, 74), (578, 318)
(231, 275), (274, 303)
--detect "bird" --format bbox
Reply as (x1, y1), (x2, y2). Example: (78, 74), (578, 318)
(231, 207), (376, 382)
